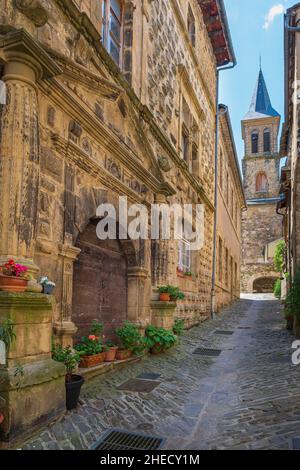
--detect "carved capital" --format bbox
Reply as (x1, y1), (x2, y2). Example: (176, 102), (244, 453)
(15, 0), (49, 27)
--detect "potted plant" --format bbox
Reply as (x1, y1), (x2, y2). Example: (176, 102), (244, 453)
(173, 318), (185, 335)
(115, 322), (144, 360)
(52, 345), (83, 411)
(40, 276), (56, 295)
(0, 259), (28, 292)
(158, 286), (171, 302)
(145, 325), (177, 354)
(168, 286), (185, 302)
(75, 335), (105, 368)
(104, 341), (118, 362)
(184, 271), (193, 278)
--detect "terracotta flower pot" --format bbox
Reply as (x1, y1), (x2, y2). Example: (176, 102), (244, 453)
(0, 275), (28, 293)
(116, 349), (132, 361)
(105, 347), (118, 362)
(79, 352), (106, 368)
(159, 293), (170, 302)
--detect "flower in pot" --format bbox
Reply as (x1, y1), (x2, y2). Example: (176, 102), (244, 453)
(74, 334), (105, 368)
(52, 345), (83, 411)
(158, 285), (171, 301)
(184, 271), (193, 278)
(0, 259), (29, 293)
(104, 341), (118, 362)
(115, 322), (144, 360)
(145, 325), (177, 354)
(39, 276), (56, 295)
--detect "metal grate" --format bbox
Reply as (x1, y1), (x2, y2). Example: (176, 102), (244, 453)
(118, 378), (160, 393)
(92, 429), (165, 450)
(291, 438), (300, 450)
(137, 372), (161, 381)
(237, 327), (251, 330)
(214, 330), (234, 336)
(193, 348), (222, 357)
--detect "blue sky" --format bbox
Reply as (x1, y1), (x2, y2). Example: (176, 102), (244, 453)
(219, 0), (295, 163)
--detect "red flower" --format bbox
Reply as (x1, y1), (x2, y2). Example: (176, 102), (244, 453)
(88, 335), (96, 341)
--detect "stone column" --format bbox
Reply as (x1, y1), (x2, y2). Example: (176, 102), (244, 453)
(151, 194), (169, 286)
(53, 241), (81, 347)
(0, 29), (61, 277)
(127, 266), (151, 332)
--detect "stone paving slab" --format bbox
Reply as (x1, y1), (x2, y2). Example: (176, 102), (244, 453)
(18, 295), (300, 450)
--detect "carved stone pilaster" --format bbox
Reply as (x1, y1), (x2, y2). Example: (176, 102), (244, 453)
(0, 30), (61, 276)
(151, 194), (169, 286)
(54, 243), (81, 347)
(127, 267), (151, 331)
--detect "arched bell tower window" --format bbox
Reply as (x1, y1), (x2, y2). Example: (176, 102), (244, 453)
(256, 172), (268, 193)
(251, 130), (259, 154)
(263, 128), (271, 153)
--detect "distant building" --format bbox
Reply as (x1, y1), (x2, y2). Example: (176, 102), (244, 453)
(216, 105), (246, 310)
(241, 69), (282, 293)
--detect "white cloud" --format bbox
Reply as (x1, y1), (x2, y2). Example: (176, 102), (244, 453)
(263, 4), (285, 30)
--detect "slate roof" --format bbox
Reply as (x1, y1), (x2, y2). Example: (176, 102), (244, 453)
(244, 70), (280, 120)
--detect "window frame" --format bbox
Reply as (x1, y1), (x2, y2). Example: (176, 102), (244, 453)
(178, 238), (191, 272)
(256, 172), (268, 193)
(251, 130), (259, 154)
(101, 0), (124, 68)
(263, 128), (271, 153)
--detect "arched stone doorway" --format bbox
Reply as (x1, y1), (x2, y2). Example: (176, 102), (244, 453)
(72, 219), (128, 340)
(253, 277), (277, 293)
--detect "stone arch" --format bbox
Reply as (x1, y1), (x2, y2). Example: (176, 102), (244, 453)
(70, 187), (150, 340)
(256, 171), (268, 193)
(247, 272), (279, 293)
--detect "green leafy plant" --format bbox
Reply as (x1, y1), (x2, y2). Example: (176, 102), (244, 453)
(144, 326), (177, 353)
(273, 279), (281, 299)
(285, 267), (300, 317)
(173, 318), (185, 335)
(52, 345), (80, 382)
(115, 322), (144, 354)
(74, 335), (103, 356)
(274, 240), (285, 273)
(106, 340), (117, 348)
(0, 318), (16, 350)
(90, 320), (104, 338)
(184, 271), (193, 277)
(158, 285), (185, 300)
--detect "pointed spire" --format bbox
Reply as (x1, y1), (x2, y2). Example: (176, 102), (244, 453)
(244, 69), (280, 120)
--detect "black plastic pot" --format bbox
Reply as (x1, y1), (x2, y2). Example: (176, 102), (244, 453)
(65, 375), (84, 411)
(43, 284), (55, 295)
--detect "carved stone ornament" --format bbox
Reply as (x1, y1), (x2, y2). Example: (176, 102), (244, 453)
(158, 155), (172, 173)
(15, 0), (49, 27)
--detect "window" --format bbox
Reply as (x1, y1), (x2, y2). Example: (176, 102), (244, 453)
(187, 5), (196, 47)
(101, 0), (123, 67)
(251, 131), (259, 154)
(263, 129), (271, 153)
(178, 239), (191, 272)
(256, 172), (268, 193)
(182, 125), (189, 163)
(218, 237), (223, 282)
(192, 143), (198, 175)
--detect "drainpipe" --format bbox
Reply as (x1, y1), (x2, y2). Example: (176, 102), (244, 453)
(211, 60), (237, 320)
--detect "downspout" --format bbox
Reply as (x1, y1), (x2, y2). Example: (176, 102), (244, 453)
(211, 60), (237, 319)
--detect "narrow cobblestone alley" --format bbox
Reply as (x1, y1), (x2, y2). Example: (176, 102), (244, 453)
(20, 296), (300, 451)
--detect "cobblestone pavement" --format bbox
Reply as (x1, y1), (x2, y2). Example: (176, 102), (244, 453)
(19, 295), (300, 450)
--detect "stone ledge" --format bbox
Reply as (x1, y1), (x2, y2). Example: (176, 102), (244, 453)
(79, 356), (142, 382)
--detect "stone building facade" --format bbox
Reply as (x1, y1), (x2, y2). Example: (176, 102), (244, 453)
(280, 4), (300, 281)
(0, 0), (236, 348)
(216, 105), (245, 310)
(241, 70), (282, 293)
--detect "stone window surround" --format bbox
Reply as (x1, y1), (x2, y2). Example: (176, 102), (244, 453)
(101, 0), (124, 69)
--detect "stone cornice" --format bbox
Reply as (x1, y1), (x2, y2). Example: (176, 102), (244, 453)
(0, 28), (62, 79)
(52, 134), (161, 204)
(45, 47), (123, 101)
